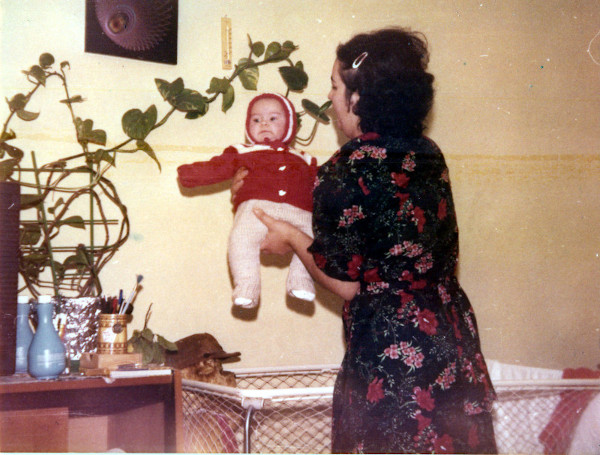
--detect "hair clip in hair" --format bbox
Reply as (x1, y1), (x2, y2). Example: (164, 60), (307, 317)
(352, 51), (368, 69)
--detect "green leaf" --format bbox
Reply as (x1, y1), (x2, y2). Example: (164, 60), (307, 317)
(151, 342), (166, 364)
(47, 198), (64, 215)
(122, 105), (157, 140)
(20, 224), (42, 245)
(20, 194), (45, 210)
(238, 58), (259, 90)
(207, 77), (231, 94)
(51, 260), (66, 281)
(221, 84), (235, 113)
(302, 99), (320, 115)
(155, 78), (184, 102)
(264, 40), (297, 62)
(21, 253), (48, 265)
(46, 160), (68, 171)
(279, 65), (309, 91)
(75, 118), (107, 145)
(39, 53), (55, 68)
(0, 159), (19, 181)
(16, 109), (40, 121)
(265, 41), (282, 60)
(57, 216), (85, 229)
(20, 266), (40, 282)
(142, 344), (156, 364)
(184, 111), (203, 120)
(0, 130), (16, 144)
(86, 129), (107, 146)
(141, 328), (155, 342)
(74, 244), (92, 266)
(319, 100), (332, 114)
(0, 141), (24, 159)
(91, 149), (116, 166)
(282, 40), (297, 53)
(8, 93), (28, 112)
(302, 99), (331, 122)
(127, 336), (142, 354)
(251, 41), (265, 57)
(136, 140), (161, 171)
(157, 334), (178, 352)
(60, 95), (84, 104)
(63, 254), (88, 271)
(24, 65), (47, 86)
(173, 89), (207, 114)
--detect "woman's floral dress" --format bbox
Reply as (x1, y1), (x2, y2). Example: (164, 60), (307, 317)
(308, 133), (497, 454)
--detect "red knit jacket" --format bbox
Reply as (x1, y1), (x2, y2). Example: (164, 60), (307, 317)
(177, 144), (318, 212)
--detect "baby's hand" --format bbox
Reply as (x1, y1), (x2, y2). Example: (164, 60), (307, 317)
(230, 167), (249, 203)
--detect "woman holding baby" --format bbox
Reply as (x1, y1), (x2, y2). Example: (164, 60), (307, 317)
(237, 28), (497, 453)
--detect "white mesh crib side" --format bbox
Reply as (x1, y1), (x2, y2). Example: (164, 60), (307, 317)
(488, 360), (600, 454)
(492, 379), (600, 454)
(181, 380), (247, 452)
(180, 363), (600, 454)
(181, 365), (338, 453)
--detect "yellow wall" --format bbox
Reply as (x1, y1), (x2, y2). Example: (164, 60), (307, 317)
(1, 0), (599, 370)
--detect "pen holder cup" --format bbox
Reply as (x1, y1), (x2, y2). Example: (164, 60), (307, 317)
(97, 314), (129, 354)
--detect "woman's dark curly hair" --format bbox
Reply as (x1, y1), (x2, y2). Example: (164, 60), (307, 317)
(336, 28), (435, 139)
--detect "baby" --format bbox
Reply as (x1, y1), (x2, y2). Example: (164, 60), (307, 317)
(177, 93), (318, 308)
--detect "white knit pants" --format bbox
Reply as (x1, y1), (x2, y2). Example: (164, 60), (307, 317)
(228, 199), (315, 308)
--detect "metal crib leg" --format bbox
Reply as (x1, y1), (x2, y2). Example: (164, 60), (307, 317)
(244, 405), (255, 453)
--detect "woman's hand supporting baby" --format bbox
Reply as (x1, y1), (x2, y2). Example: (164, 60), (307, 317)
(230, 167), (249, 203)
(231, 165), (359, 301)
(253, 207), (359, 302)
(252, 208), (295, 255)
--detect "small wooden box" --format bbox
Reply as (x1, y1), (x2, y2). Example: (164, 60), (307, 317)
(79, 352), (142, 375)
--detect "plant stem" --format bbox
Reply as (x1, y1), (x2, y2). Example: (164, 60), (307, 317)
(153, 106), (177, 130)
(31, 151), (60, 297)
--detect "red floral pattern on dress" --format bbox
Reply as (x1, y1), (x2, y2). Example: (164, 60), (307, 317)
(413, 206), (426, 233)
(358, 176), (370, 195)
(384, 344), (400, 359)
(346, 254), (362, 280)
(339, 205), (365, 227)
(413, 386), (435, 411)
(438, 198), (448, 220)
(415, 308), (439, 335)
(314, 253), (327, 269)
(308, 135), (496, 453)
(391, 171), (410, 188)
(363, 267), (382, 283)
(414, 410), (432, 431)
(367, 377), (385, 403)
(433, 434), (455, 454)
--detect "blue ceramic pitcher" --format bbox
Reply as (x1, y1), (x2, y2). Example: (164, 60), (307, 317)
(28, 296), (66, 380)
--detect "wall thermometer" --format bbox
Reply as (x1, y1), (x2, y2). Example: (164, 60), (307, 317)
(221, 16), (232, 70)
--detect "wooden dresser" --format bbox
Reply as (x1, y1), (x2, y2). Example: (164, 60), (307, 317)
(0, 370), (182, 452)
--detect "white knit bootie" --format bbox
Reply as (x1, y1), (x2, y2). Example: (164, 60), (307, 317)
(232, 282), (260, 308)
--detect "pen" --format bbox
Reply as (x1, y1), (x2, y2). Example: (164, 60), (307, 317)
(120, 275), (143, 315)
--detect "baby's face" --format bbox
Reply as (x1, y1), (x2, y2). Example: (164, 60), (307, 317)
(248, 98), (286, 143)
